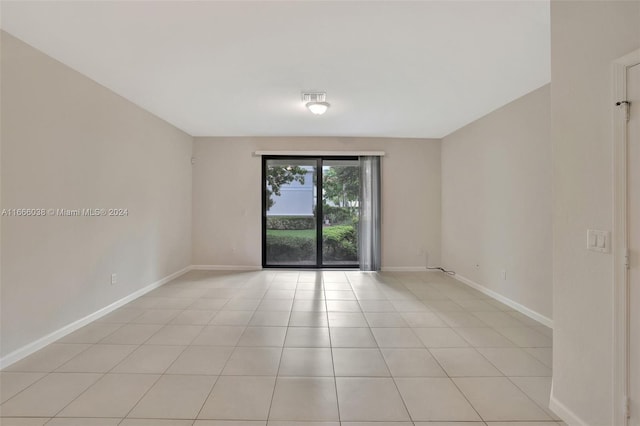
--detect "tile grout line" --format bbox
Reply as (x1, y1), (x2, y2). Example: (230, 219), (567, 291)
(262, 271), (288, 422)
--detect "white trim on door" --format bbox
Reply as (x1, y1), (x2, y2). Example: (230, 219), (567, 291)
(613, 48), (640, 426)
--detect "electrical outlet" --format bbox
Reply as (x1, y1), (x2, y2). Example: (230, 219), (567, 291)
(111, 273), (118, 285)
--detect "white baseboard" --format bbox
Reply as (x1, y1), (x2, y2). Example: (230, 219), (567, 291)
(191, 264), (262, 271)
(381, 266), (427, 272)
(0, 265), (192, 369)
(452, 273), (553, 328)
(549, 393), (589, 426)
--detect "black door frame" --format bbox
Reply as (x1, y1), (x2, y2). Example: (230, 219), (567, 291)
(262, 155), (359, 269)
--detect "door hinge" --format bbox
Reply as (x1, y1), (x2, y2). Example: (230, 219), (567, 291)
(625, 248), (630, 269)
(624, 396), (630, 419)
(616, 100), (631, 122)
(625, 248), (630, 270)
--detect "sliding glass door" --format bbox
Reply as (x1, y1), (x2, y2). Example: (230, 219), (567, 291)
(262, 156), (360, 268)
(321, 159), (360, 266)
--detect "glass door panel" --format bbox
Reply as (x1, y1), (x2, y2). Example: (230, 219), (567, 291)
(322, 159), (360, 266)
(264, 158), (318, 266)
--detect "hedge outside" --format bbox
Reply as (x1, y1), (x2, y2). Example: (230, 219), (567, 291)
(266, 216), (315, 230)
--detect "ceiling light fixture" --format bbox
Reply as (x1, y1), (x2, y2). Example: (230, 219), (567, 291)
(302, 92), (330, 115)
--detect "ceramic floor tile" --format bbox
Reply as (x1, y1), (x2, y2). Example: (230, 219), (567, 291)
(292, 300), (327, 312)
(454, 327), (517, 348)
(507, 311), (546, 327)
(343, 423), (414, 426)
(327, 312), (368, 327)
(438, 312), (489, 328)
(293, 290), (325, 300)
(0, 419), (50, 426)
(95, 308), (144, 324)
(414, 423), (485, 426)
(1, 270), (560, 423)
(453, 377), (552, 421)
(395, 378), (481, 421)
(533, 326), (553, 338)
(364, 313), (408, 328)
(400, 312), (447, 328)
(166, 346), (234, 375)
(0, 373), (101, 417)
(353, 291), (388, 301)
(288, 312), (328, 327)
(278, 348), (334, 377)
(210, 310), (254, 326)
(380, 348), (446, 377)
(423, 301), (465, 312)
(100, 324), (163, 345)
(4, 344), (91, 372)
(524, 347), (553, 368)
(57, 373), (159, 417)
(456, 300), (497, 312)
(325, 291), (357, 301)
(471, 311), (528, 327)
(485, 423), (562, 426)
(195, 422), (266, 426)
(264, 290), (296, 299)
(56, 344), (137, 373)
(329, 328), (378, 348)
(223, 299), (261, 311)
(371, 328), (423, 348)
(192, 326), (246, 346)
(510, 376), (561, 420)
(46, 418), (121, 425)
(284, 327), (330, 348)
(190, 299), (230, 310)
(332, 348), (390, 377)
(390, 300), (430, 312)
(256, 300), (294, 313)
(222, 347), (282, 375)
(198, 376), (276, 420)
(268, 422), (337, 426)
(128, 374), (216, 419)
(120, 420), (194, 426)
(57, 323), (122, 343)
(152, 298), (194, 310)
(145, 325), (204, 345)
(269, 377), (339, 420)
(335, 377), (410, 421)
(495, 327), (553, 348)
(357, 300), (396, 312)
(250, 311), (291, 326)
(326, 301), (361, 312)
(131, 309), (182, 324)
(0, 372), (46, 403)
(429, 348), (502, 377)
(238, 327), (287, 347)
(413, 328), (469, 348)
(171, 309), (218, 325)
(477, 348), (552, 376)
(112, 345), (185, 374)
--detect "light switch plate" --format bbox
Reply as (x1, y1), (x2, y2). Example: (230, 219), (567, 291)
(587, 229), (610, 253)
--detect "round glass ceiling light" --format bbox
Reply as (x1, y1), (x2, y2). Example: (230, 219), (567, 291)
(306, 101), (330, 115)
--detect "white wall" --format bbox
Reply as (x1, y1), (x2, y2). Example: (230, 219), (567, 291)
(550, 2), (640, 425)
(441, 84), (552, 322)
(192, 137), (441, 269)
(0, 32), (193, 359)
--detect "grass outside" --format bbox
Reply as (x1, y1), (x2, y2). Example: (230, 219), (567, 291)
(266, 226), (356, 239)
(266, 228), (316, 238)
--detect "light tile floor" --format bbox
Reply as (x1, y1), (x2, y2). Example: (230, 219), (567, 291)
(0, 270), (566, 425)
